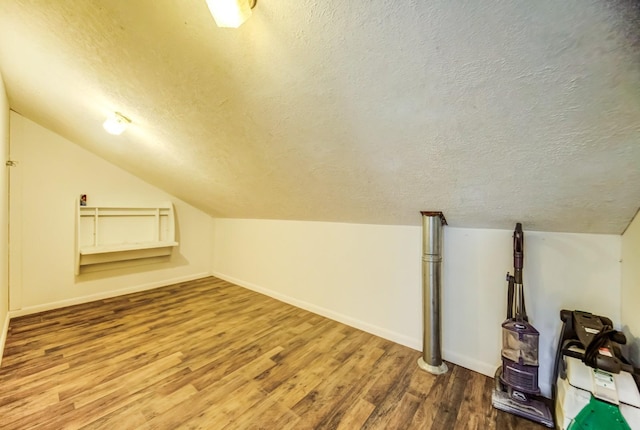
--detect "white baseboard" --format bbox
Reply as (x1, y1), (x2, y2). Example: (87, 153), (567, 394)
(211, 272), (507, 381)
(8, 272), (211, 319)
(0, 312), (9, 367)
(211, 271), (422, 351)
(442, 349), (497, 378)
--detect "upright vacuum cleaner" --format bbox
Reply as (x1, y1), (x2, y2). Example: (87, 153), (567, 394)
(492, 223), (554, 427)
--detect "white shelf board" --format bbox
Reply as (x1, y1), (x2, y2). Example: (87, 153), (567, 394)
(80, 241), (179, 255)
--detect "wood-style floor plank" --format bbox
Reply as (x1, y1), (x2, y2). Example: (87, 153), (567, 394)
(0, 276), (548, 429)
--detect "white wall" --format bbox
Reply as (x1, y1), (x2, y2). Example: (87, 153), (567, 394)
(0, 71), (9, 364)
(622, 211), (640, 365)
(211, 218), (621, 396)
(8, 113), (212, 314)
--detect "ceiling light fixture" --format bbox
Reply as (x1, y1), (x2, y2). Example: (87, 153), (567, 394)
(103, 112), (131, 135)
(206, 0), (257, 28)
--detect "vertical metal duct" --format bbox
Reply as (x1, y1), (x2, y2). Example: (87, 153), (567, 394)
(417, 211), (448, 375)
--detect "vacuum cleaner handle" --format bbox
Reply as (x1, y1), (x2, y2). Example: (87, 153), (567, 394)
(513, 223), (523, 284)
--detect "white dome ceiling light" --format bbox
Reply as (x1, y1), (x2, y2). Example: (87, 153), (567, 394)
(103, 112), (131, 136)
(206, 0), (257, 28)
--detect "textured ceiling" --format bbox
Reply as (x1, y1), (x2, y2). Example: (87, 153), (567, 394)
(0, 0), (639, 233)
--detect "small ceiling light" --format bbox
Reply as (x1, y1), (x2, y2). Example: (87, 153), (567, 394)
(206, 0), (257, 28)
(103, 112), (131, 135)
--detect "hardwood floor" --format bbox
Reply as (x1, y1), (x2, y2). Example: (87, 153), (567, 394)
(0, 277), (547, 429)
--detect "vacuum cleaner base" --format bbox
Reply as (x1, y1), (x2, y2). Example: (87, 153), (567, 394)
(492, 388), (554, 428)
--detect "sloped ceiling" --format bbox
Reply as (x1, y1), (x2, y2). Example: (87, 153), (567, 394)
(0, 0), (639, 233)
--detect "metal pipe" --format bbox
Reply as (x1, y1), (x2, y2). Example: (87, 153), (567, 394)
(417, 211), (448, 375)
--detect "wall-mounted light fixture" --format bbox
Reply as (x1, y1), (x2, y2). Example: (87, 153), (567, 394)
(103, 112), (131, 135)
(206, 0), (257, 28)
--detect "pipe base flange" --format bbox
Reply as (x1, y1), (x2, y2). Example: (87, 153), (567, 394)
(417, 357), (448, 375)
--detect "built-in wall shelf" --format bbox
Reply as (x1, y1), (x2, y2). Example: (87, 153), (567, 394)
(75, 202), (178, 275)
